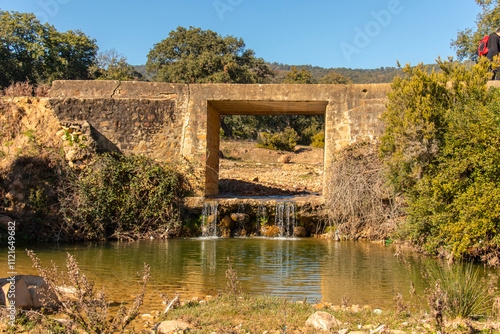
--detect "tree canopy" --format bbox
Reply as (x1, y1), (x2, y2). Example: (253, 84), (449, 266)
(90, 49), (142, 81)
(452, 0), (500, 61)
(283, 66), (314, 84)
(146, 26), (274, 83)
(319, 70), (351, 84)
(0, 11), (98, 87)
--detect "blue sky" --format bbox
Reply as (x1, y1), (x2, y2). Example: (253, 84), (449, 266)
(1, 0), (483, 69)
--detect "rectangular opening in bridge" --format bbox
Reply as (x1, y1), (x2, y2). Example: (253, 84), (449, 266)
(206, 101), (328, 197)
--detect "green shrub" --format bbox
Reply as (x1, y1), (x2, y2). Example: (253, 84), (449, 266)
(311, 132), (324, 148)
(380, 58), (500, 260)
(256, 127), (298, 152)
(60, 153), (185, 240)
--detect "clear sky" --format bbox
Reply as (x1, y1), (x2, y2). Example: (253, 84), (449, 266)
(0, 0), (483, 69)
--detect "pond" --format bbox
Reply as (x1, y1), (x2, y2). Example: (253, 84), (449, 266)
(3, 238), (498, 313)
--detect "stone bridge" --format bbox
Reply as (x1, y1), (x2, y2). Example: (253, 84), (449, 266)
(49, 80), (391, 197)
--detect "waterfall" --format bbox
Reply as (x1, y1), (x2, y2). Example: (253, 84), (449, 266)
(202, 201), (218, 237)
(275, 202), (296, 237)
(257, 203), (268, 231)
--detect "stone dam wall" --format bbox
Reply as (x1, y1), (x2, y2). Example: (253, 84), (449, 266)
(48, 80), (391, 197)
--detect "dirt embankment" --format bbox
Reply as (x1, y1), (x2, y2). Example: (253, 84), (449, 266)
(219, 140), (324, 196)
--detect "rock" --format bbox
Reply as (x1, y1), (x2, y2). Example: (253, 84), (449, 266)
(262, 225), (280, 237)
(278, 155), (291, 163)
(207, 214), (217, 224)
(156, 320), (192, 333)
(56, 285), (78, 302)
(65, 148), (87, 162)
(252, 177), (259, 182)
(373, 308), (383, 314)
(305, 311), (341, 331)
(219, 215), (234, 237)
(28, 278), (58, 309)
(230, 213), (249, 223)
(370, 324), (386, 333)
(219, 215), (234, 229)
(294, 226), (307, 237)
(351, 304), (361, 313)
(2, 278), (33, 309)
(339, 329), (349, 334)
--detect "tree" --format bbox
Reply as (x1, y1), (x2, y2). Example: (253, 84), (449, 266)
(452, 0), (500, 61)
(319, 70), (351, 84)
(146, 26), (274, 84)
(283, 66), (314, 84)
(91, 49), (142, 81)
(0, 11), (98, 87)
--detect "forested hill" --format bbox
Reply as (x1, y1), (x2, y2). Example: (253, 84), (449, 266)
(134, 63), (442, 84)
(267, 63), (403, 84)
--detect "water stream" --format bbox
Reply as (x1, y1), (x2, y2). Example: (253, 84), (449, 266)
(202, 201), (218, 237)
(3, 239), (499, 313)
(275, 201), (296, 237)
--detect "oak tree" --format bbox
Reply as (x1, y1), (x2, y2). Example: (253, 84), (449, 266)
(146, 26), (273, 83)
(0, 11), (98, 87)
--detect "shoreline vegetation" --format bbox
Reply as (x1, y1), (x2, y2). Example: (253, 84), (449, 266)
(1, 251), (499, 333)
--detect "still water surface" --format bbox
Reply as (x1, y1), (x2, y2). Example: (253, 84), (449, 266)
(3, 238), (497, 312)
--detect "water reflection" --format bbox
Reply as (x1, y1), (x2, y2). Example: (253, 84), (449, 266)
(2, 239), (498, 312)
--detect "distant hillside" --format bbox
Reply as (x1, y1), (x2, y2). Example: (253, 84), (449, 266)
(134, 62), (442, 84)
(133, 65), (149, 79)
(267, 63), (404, 84)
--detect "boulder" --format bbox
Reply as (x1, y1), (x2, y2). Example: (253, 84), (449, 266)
(156, 320), (192, 333)
(2, 278), (33, 309)
(305, 311), (342, 331)
(294, 226), (307, 237)
(0, 275), (58, 309)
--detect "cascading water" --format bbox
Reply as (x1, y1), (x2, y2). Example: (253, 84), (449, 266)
(275, 201), (296, 237)
(257, 203), (268, 234)
(202, 201), (218, 237)
(257, 203), (268, 227)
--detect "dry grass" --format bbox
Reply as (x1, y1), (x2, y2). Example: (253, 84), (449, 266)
(25, 250), (151, 334)
(325, 141), (403, 240)
(1, 82), (50, 97)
